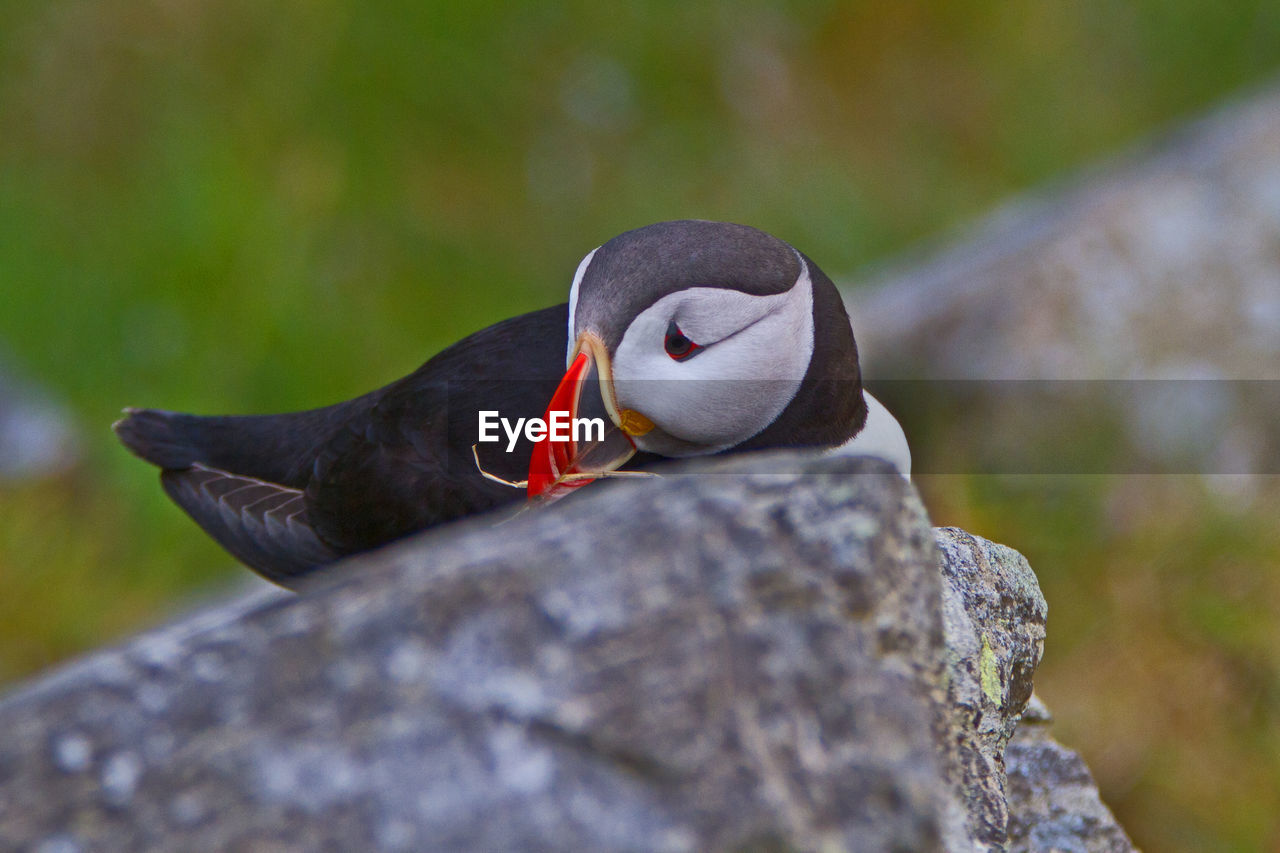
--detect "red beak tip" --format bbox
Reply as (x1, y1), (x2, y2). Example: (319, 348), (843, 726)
(527, 351), (594, 499)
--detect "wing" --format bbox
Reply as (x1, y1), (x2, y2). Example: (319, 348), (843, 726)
(303, 304), (573, 553)
(118, 303), (575, 578)
(161, 464), (341, 587)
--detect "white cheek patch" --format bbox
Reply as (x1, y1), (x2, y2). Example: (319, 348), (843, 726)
(566, 247), (598, 365)
(611, 262), (815, 450)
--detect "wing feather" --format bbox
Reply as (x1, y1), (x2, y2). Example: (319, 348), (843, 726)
(161, 464), (340, 586)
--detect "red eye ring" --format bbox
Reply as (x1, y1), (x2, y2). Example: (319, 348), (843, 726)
(664, 321), (701, 361)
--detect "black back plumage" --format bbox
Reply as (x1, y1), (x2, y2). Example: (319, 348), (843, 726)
(735, 252), (867, 451)
(116, 305), (569, 585)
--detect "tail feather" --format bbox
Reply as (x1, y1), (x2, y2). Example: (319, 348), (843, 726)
(113, 408), (208, 470)
(113, 399), (372, 487)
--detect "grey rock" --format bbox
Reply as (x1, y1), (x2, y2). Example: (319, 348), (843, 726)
(844, 84), (1280, 476)
(849, 84), (1280, 381)
(0, 453), (951, 852)
(0, 451), (1134, 851)
(934, 527), (1048, 849)
(1005, 699), (1137, 853)
(931, 530), (1136, 852)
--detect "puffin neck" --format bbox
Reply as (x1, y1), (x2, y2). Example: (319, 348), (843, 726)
(734, 254), (867, 451)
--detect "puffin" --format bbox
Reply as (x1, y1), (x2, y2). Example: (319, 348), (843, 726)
(115, 220), (909, 587)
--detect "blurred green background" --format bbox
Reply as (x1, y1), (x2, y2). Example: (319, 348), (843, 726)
(1, 2), (1278, 850)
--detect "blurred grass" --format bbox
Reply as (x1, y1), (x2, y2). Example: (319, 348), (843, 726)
(1, 2), (1278, 850)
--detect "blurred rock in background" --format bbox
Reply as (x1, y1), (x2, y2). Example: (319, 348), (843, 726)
(0, 348), (79, 481)
(850, 85), (1280, 380)
(842, 82), (1280, 852)
(846, 84), (1280, 482)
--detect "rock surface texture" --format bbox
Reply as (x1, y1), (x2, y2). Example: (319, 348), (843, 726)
(934, 528), (1046, 848)
(1005, 697), (1139, 853)
(0, 453), (1133, 851)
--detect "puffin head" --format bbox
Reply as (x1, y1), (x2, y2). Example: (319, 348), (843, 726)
(528, 220), (881, 497)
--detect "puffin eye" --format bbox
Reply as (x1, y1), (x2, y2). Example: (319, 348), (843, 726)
(664, 321), (701, 361)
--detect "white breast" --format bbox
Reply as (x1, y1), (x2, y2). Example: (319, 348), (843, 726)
(831, 390), (912, 478)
